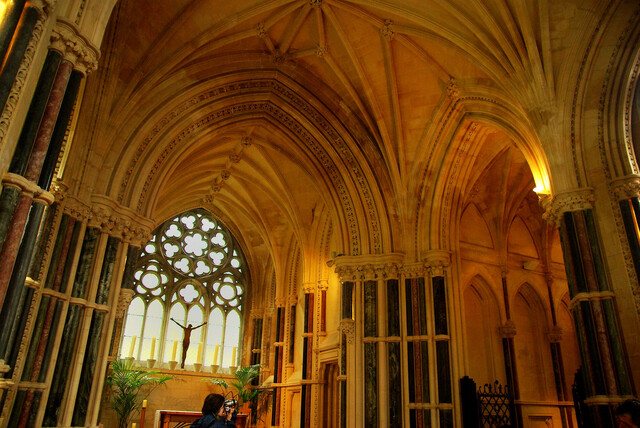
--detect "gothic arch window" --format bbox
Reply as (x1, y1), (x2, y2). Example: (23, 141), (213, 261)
(120, 209), (247, 368)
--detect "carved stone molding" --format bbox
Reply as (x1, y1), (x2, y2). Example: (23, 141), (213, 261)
(498, 320), (517, 338)
(541, 188), (595, 225)
(249, 308), (263, 319)
(50, 179), (68, 202)
(339, 319), (355, 344)
(610, 175), (640, 201)
(49, 19), (99, 75)
(317, 280), (328, 291)
(425, 250), (451, 277)
(547, 326), (563, 343)
(115, 288), (135, 318)
(274, 296), (287, 308)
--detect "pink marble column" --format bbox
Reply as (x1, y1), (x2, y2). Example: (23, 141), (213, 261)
(0, 59), (72, 311)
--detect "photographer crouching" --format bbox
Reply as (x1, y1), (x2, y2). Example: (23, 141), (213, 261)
(191, 393), (237, 427)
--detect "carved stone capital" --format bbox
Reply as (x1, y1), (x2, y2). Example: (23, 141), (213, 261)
(610, 175), (640, 201)
(275, 296), (287, 308)
(339, 319), (355, 344)
(115, 288), (135, 318)
(541, 188), (595, 225)
(547, 326), (563, 343)
(303, 282), (316, 294)
(249, 308), (263, 319)
(28, 0), (55, 15)
(400, 262), (426, 279)
(86, 195), (154, 244)
(334, 253), (403, 280)
(50, 179), (68, 202)
(318, 280), (328, 291)
(425, 250), (450, 277)
(498, 320), (517, 338)
(50, 19), (99, 75)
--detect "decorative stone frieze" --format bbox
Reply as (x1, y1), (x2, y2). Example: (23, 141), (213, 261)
(339, 319), (355, 344)
(610, 174), (640, 201)
(425, 250), (451, 277)
(498, 320), (517, 338)
(540, 188), (595, 225)
(115, 288), (134, 318)
(547, 326), (563, 343)
(49, 20), (99, 75)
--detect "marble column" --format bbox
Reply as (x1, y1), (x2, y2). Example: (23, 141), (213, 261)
(499, 269), (523, 428)
(0, 1), (40, 113)
(0, 0), (27, 61)
(300, 283), (315, 428)
(545, 188), (633, 425)
(0, 53), (72, 311)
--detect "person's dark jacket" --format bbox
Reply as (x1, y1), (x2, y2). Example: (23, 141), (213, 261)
(190, 413), (236, 428)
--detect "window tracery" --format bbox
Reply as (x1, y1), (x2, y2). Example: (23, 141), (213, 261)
(121, 209), (246, 367)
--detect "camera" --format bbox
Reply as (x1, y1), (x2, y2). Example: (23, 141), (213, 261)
(223, 398), (237, 413)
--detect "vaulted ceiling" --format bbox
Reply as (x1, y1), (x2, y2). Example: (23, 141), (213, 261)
(66, 0), (604, 277)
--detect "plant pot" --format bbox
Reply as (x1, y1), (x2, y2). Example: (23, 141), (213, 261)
(235, 413), (249, 428)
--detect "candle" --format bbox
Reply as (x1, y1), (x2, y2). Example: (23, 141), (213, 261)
(196, 342), (203, 364)
(171, 340), (177, 361)
(142, 399), (147, 408)
(149, 337), (156, 359)
(231, 346), (237, 366)
(128, 336), (136, 358)
(132, 424), (136, 428)
(213, 344), (219, 364)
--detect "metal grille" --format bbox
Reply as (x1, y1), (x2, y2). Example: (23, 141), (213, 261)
(477, 381), (513, 428)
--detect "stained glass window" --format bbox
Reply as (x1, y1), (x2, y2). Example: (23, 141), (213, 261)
(121, 209), (247, 367)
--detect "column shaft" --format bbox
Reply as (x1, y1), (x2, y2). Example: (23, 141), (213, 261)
(0, 4), (39, 113)
(0, 55), (74, 312)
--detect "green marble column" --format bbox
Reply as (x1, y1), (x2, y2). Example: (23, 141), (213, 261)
(559, 208), (632, 425)
(0, 0), (27, 61)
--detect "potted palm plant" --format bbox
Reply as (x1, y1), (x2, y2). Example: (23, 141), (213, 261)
(106, 358), (176, 428)
(205, 364), (271, 427)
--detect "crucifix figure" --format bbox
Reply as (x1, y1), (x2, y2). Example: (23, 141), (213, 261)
(170, 317), (207, 368)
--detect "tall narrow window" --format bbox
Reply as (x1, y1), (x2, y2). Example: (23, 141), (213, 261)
(121, 209), (247, 367)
